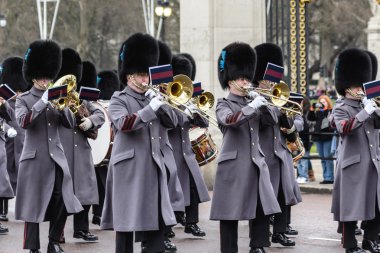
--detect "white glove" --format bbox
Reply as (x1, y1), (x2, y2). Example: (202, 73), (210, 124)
(41, 89), (49, 104)
(149, 96), (164, 111)
(185, 104), (198, 115)
(7, 128), (17, 138)
(247, 90), (259, 99)
(248, 96), (267, 111)
(145, 89), (157, 99)
(79, 117), (93, 131)
(363, 98), (377, 115)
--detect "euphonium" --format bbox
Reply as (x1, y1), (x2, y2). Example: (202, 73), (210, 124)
(50, 75), (77, 110)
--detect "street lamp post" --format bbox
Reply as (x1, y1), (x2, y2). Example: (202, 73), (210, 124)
(155, 0), (172, 41)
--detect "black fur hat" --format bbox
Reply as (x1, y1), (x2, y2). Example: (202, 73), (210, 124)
(0, 57), (29, 92)
(78, 61), (97, 89)
(217, 42), (256, 90)
(97, 70), (120, 100)
(253, 43), (283, 85)
(23, 40), (62, 83)
(56, 48), (83, 83)
(365, 50), (378, 81)
(158, 40), (172, 65)
(180, 53), (196, 81)
(172, 54), (193, 77)
(118, 33), (159, 85)
(334, 48), (372, 96)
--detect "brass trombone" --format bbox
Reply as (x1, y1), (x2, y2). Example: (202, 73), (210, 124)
(145, 74), (194, 116)
(242, 81), (303, 115)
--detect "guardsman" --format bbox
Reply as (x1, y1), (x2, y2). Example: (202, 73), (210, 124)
(92, 70), (120, 226)
(57, 48), (105, 242)
(15, 40), (83, 253)
(1, 57), (29, 222)
(169, 54), (210, 237)
(0, 96), (16, 234)
(252, 43), (303, 246)
(101, 33), (177, 253)
(210, 42), (281, 253)
(331, 48), (380, 253)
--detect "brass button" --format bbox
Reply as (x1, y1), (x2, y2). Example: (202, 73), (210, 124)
(150, 122), (153, 125)
(48, 123), (51, 126)
(75, 144), (78, 147)
(50, 153), (53, 157)
(49, 138), (52, 141)
(250, 128), (253, 131)
(152, 152), (155, 155)
(370, 144), (373, 147)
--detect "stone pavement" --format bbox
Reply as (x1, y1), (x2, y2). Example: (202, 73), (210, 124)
(297, 158), (334, 194)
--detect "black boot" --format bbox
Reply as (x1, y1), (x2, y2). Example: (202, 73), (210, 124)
(0, 214), (8, 222)
(47, 242), (64, 253)
(345, 247), (366, 253)
(164, 239), (177, 252)
(250, 247), (266, 253)
(73, 230), (98, 241)
(285, 225), (298, 236)
(362, 239), (380, 253)
(272, 233), (295, 246)
(184, 223), (206, 237)
(0, 223), (8, 234)
(29, 250), (41, 253)
(167, 227), (175, 238)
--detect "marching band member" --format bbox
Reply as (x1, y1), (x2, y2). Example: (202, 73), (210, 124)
(331, 48), (380, 253)
(252, 43), (303, 245)
(15, 40), (83, 253)
(101, 33), (177, 253)
(57, 48), (104, 242)
(169, 54), (210, 237)
(0, 96), (15, 234)
(92, 70), (120, 226)
(155, 40), (184, 250)
(1, 57), (29, 222)
(210, 42), (281, 253)
(78, 61), (98, 89)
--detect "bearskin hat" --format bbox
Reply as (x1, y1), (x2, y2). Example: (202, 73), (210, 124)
(97, 70), (120, 100)
(253, 43), (283, 85)
(172, 54), (193, 77)
(217, 42), (256, 90)
(0, 57), (29, 92)
(365, 50), (378, 81)
(22, 40), (62, 83)
(334, 48), (372, 96)
(56, 48), (82, 83)
(118, 33), (159, 85)
(78, 61), (97, 89)
(180, 53), (196, 81)
(158, 40), (172, 66)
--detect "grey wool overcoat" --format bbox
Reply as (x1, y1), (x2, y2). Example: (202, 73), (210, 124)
(259, 107), (303, 206)
(101, 86), (177, 232)
(210, 93), (281, 220)
(14, 87), (83, 223)
(0, 104), (14, 199)
(5, 99), (25, 192)
(59, 100), (105, 206)
(168, 110), (211, 206)
(331, 98), (380, 221)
